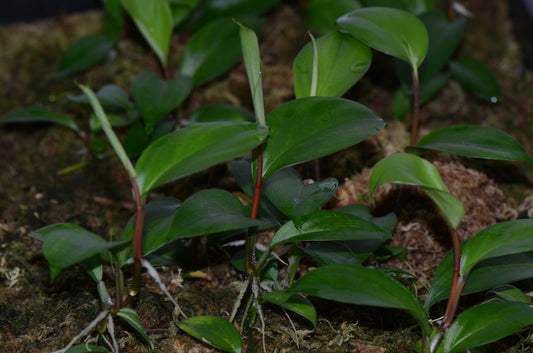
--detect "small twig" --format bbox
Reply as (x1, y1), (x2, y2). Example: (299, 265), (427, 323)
(53, 310), (109, 353)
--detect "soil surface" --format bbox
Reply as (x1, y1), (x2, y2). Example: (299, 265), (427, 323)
(2, 1), (533, 352)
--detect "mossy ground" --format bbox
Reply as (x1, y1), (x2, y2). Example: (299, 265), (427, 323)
(2, 1), (533, 352)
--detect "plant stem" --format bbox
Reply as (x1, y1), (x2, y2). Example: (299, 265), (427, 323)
(410, 69), (421, 146)
(442, 228), (463, 330)
(447, 0), (456, 22)
(430, 229), (466, 352)
(130, 178), (145, 297)
(245, 146), (264, 274)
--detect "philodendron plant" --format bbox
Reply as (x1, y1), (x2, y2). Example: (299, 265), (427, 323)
(16, 4), (533, 353)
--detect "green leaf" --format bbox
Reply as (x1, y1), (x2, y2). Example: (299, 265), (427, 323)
(418, 11), (465, 85)
(262, 96), (385, 179)
(170, 189), (265, 238)
(406, 125), (533, 164)
(0, 108), (81, 133)
(361, 0), (432, 14)
(121, 0), (172, 67)
(490, 285), (532, 304)
(179, 17), (262, 87)
(337, 7), (428, 70)
(298, 241), (364, 265)
(188, 103), (254, 123)
(263, 167), (338, 227)
(131, 72), (192, 133)
(337, 204), (398, 234)
(177, 316), (242, 353)
(55, 35), (114, 78)
(425, 250), (533, 309)
(442, 301), (533, 353)
(169, 0), (199, 27)
(117, 308), (154, 353)
(369, 153), (464, 228)
(460, 219), (533, 277)
(305, 0), (363, 34)
(235, 19), (265, 124)
(135, 121), (268, 196)
(192, 0), (279, 27)
(261, 290), (317, 327)
(65, 344), (111, 353)
(102, 0), (125, 42)
(75, 84), (134, 110)
(287, 264), (431, 336)
(270, 210), (391, 248)
(293, 30), (371, 99)
(29, 223), (130, 279)
(449, 56), (500, 103)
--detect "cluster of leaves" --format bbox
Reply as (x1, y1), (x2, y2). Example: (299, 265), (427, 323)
(3, 1), (533, 353)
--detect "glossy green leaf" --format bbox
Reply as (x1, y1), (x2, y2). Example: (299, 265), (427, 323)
(102, 0), (125, 42)
(29, 223), (130, 279)
(55, 35), (114, 78)
(262, 96), (385, 179)
(180, 17), (262, 87)
(449, 56), (500, 103)
(491, 285), (531, 304)
(406, 125), (533, 164)
(89, 113), (137, 132)
(119, 197), (181, 265)
(361, 0), (432, 14)
(117, 308), (154, 353)
(337, 7), (428, 70)
(419, 72), (450, 104)
(0, 108), (81, 133)
(188, 103), (254, 123)
(369, 153), (464, 228)
(460, 219), (533, 277)
(169, 0), (199, 27)
(70, 84), (134, 110)
(270, 210), (391, 248)
(287, 264), (431, 336)
(65, 344), (110, 353)
(425, 250), (533, 309)
(337, 204), (398, 234)
(192, 0), (279, 27)
(293, 30), (371, 99)
(263, 167), (338, 227)
(131, 72), (192, 133)
(170, 189), (265, 238)
(442, 301), (533, 353)
(298, 241), (364, 265)
(177, 316), (241, 353)
(418, 11), (465, 85)
(261, 290), (317, 327)
(121, 0), (173, 67)
(305, 0), (362, 34)
(236, 20), (265, 124)
(135, 121), (268, 196)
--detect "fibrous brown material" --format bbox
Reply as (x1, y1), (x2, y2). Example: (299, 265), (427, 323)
(334, 158), (516, 284)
